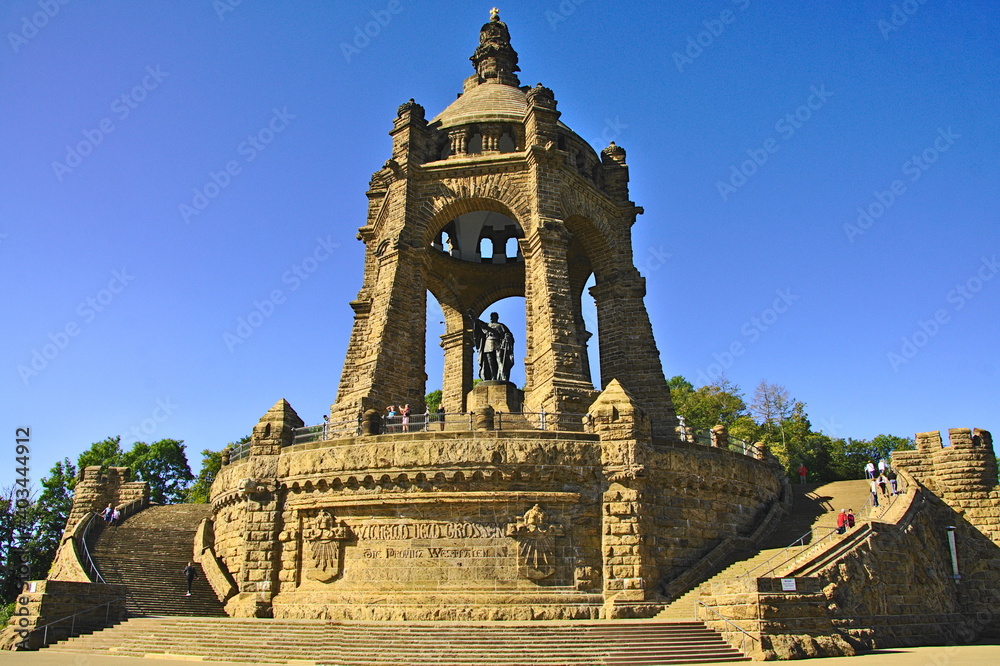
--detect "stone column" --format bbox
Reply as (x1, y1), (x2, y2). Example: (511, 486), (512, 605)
(590, 270), (678, 439)
(589, 380), (657, 617)
(440, 326), (472, 414)
(480, 123), (502, 153)
(225, 400), (301, 618)
(330, 243), (428, 422)
(520, 220), (597, 415)
(448, 127), (470, 157)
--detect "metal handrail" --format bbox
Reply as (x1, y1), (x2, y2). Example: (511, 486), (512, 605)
(290, 411), (592, 443)
(80, 498), (148, 616)
(696, 599), (758, 656)
(688, 429), (760, 459)
(35, 597), (124, 648)
(739, 474), (909, 580)
(79, 513), (107, 584)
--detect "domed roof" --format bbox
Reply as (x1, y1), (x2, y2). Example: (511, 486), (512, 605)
(430, 82), (527, 128)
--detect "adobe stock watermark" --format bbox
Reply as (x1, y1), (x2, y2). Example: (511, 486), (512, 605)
(887, 255), (997, 372)
(340, 0), (404, 63)
(17, 268), (135, 385)
(878, 0), (931, 40)
(223, 236), (340, 352)
(51, 66), (169, 181)
(817, 416), (846, 437)
(694, 288), (799, 386)
(717, 85), (833, 201)
(636, 244), (673, 275)
(121, 398), (179, 444)
(212, 0), (245, 21)
(545, 0), (587, 31)
(590, 116), (627, 152)
(672, 0), (751, 73)
(7, 0), (71, 54)
(178, 107), (294, 223)
(843, 127), (959, 243)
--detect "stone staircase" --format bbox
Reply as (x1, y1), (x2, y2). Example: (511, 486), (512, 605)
(90, 503), (227, 617)
(41, 616), (750, 664)
(657, 479), (877, 620)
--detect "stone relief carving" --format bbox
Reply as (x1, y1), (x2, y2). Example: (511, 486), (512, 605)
(506, 504), (563, 580)
(302, 510), (351, 583)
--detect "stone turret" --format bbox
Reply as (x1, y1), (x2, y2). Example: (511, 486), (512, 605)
(892, 427), (997, 498)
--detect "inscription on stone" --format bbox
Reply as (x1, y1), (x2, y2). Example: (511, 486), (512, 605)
(355, 521), (505, 540)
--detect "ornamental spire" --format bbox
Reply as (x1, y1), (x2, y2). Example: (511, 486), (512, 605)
(470, 8), (520, 86)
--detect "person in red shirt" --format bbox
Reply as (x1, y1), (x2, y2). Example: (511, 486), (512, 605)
(797, 463), (808, 484)
(837, 509), (848, 534)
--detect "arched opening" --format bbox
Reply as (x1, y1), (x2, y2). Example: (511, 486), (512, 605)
(425, 293), (527, 409)
(432, 211), (523, 263)
(498, 132), (516, 152)
(467, 132), (483, 154)
(469, 296), (526, 390)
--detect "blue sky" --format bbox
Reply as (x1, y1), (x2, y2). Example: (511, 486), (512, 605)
(3, 1), (998, 490)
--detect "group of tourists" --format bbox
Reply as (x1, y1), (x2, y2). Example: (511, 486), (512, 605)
(836, 508), (856, 534)
(865, 459), (898, 508)
(100, 503), (120, 526)
(383, 404), (447, 433)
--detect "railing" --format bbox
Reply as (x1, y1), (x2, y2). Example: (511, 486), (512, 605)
(696, 599), (759, 656)
(290, 411), (591, 445)
(688, 428), (761, 458)
(34, 598), (125, 648)
(229, 438), (251, 463)
(79, 513), (107, 584)
(79, 498), (148, 615)
(738, 473), (909, 581)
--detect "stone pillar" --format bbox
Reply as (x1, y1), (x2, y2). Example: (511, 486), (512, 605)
(225, 399), (301, 618)
(589, 380), (658, 616)
(391, 99), (429, 167)
(524, 84), (560, 151)
(440, 326), (472, 414)
(448, 127), (469, 157)
(521, 220), (597, 415)
(590, 270), (679, 438)
(330, 242), (428, 422)
(480, 123), (502, 153)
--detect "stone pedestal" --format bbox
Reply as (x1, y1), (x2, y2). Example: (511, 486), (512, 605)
(467, 380), (523, 414)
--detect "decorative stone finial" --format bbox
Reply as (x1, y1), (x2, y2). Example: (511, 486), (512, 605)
(396, 98), (425, 120)
(526, 83), (556, 110)
(471, 8), (520, 86)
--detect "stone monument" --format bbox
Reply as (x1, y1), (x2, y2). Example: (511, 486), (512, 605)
(198, 10), (787, 621)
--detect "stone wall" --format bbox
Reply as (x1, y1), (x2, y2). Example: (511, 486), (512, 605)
(698, 468), (1000, 659)
(209, 386), (785, 621)
(1, 580), (126, 650)
(46, 465), (149, 583)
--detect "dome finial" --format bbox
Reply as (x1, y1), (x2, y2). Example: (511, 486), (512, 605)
(471, 8), (520, 86)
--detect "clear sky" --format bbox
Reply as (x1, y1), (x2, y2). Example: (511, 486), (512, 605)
(3, 1), (998, 490)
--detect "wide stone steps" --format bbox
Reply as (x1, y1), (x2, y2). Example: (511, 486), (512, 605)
(656, 479), (881, 621)
(43, 617), (749, 664)
(90, 503), (226, 617)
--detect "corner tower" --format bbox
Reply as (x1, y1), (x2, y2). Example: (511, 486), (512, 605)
(330, 10), (678, 437)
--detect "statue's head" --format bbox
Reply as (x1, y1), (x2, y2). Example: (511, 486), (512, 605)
(490, 312), (499, 322)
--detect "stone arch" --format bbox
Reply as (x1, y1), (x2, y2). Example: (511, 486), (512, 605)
(421, 192), (527, 249)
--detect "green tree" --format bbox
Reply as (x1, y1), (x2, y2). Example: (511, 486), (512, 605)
(27, 459), (77, 581)
(668, 376), (749, 431)
(424, 390), (443, 413)
(187, 436), (248, 504)
(76, 436), (124, 477)
(76, 437), (194, 505)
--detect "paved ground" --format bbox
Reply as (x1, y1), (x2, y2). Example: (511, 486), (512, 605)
(2, 644), (1000, 666)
